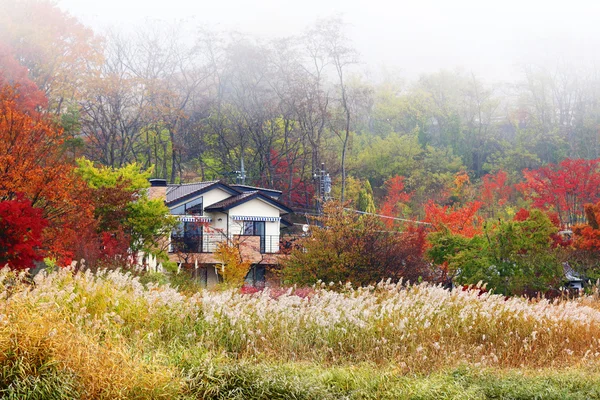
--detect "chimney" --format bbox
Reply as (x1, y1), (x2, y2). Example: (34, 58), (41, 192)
(148, 179), (167, 202)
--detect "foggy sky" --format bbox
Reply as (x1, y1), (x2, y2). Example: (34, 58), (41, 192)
(57, 0), (600, 82)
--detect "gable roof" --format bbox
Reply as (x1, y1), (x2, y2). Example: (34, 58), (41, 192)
(230, 184), (282, 199)
(204, 190), (293, 215)
(166, 181), (239, 206)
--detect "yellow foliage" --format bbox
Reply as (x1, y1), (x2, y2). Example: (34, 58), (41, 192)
(214, 239), (251, 288)
(454, 171), (470, 191)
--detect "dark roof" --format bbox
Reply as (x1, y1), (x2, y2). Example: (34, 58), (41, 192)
(166, 181), (239, 205)
(280, 216), (293, 227)
(204, 191), (293, 214)
(231, 184), (282, 199)
(205, 191), (257, 210)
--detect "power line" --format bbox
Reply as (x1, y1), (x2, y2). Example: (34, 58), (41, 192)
(295, 209), (431, 226)
(343, 208), (433, 226)
(293, 216), (408, 234)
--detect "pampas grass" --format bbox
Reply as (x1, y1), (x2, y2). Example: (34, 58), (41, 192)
(1, 267), (600, 398)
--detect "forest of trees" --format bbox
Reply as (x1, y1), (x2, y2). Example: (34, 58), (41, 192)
(5, 1), (600, 293)
(5, 1), (600, 211)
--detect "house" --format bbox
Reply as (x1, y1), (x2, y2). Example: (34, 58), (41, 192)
(148, 178), (294, 287)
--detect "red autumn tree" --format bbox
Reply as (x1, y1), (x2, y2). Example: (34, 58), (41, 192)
(379, 175), (413, 228)
(567, 202), (600, 275)
(264, 150), (315, 208)
(0, 83), (93, 263)
(424, 200), (483, 238)
(0, 42), (47, 111)
(0, 0), (103, 112)
(479, 170), (513, 218)
(518, 158), (600, 227)
(63, 182), (134, 269)
(572, 202), (600, 251)
(0, 196), (48, 269)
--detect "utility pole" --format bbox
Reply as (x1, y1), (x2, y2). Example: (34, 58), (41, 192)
(313, 163), (331, 216)
(235, 156), (246, 185)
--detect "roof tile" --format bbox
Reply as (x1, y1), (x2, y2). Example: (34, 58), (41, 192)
(166, 181), (219, 204)
(204, 191), (258, 210)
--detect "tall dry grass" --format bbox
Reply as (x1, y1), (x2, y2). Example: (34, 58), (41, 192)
(1, 268), (600, 397)
(198, 281), (600, 371)
(0, 269), (182, 399)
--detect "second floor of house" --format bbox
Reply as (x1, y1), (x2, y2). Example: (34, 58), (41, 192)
(149, 179), (293, 255)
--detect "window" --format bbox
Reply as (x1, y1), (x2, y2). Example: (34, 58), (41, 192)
(185, 197), (203, 215)
(171, 221), (203, 253)
(243, 221), (254, 235)
(242, 221), (266, 253)
(171, 204), (185, 215)
(169, 196), (203, 216)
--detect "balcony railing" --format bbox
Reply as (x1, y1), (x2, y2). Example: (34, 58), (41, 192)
(170, 234), (301, 254)
(170, 235), (202, 253)
(170, 233), (224, 254)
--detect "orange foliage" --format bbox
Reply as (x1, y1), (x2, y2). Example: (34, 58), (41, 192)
(0, 84), (93, 263)
(479, 170), (512, 218)
(424, 200), (483, 238)
(379, 175), (413, 228)
(454, 171), (470, 191)
(573, 202), (600, 251)
(0, 0), (103, 111)
(215, 239), (251, 288)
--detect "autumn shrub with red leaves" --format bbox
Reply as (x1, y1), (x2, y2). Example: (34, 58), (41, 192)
(424, 200), (483, 238)
(0, 195), (48, 269)
(379, 175), (413, 229)
(479, 170), (513, 219)
(518, 158), (600, 226)
(568, 201), (600, 277)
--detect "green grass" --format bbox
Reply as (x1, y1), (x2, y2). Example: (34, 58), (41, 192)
(182, 362), (600, 400)
(0, 357), (80, 400)
(3, 357), (599, 399)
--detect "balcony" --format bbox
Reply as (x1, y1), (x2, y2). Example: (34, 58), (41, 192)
(170, 234), (294, 254)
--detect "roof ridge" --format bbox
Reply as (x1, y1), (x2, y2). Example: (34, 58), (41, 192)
(231, 184), (283, 192)
(204, 190), (294, 215)
(166, 181), (229, 204)
(168, 180), (219, 187)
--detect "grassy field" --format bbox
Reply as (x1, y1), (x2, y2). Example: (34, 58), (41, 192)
(1, 268), (600, 399)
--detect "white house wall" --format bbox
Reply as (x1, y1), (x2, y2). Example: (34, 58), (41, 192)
(206, 211), (228, 232)
(201, 188), (234, 208)
(170, 187), (233, 210)
(228, 198), (281, 236)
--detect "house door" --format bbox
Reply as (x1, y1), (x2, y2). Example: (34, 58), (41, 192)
(254, 221), (265, 253)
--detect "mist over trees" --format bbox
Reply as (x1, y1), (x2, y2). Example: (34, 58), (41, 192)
(3, 1), (600, 213)
(6, 1), (600, 291)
